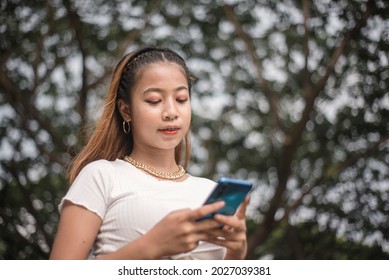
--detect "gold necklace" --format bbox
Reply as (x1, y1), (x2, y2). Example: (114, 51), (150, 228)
(123, 156), (186, 180)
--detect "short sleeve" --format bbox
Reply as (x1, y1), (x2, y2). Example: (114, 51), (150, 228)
(58, 160), (114, 220)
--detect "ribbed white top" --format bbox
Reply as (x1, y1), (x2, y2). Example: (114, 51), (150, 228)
(59, 159), (226, 259)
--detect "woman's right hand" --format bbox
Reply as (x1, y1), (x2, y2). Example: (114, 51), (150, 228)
(141, 200), (225, 258)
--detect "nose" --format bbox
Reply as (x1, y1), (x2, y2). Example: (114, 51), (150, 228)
(162, 100), (178, 121)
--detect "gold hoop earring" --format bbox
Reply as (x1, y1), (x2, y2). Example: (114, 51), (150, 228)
(122, 121), (131, 134)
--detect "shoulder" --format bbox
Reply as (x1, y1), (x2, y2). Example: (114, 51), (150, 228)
(67, 159), (126, 203)
(80, 159), (125, 175)
(61, 159), (121, 217)
(72, 159), (124, 188)
(82, 159), (117, 170)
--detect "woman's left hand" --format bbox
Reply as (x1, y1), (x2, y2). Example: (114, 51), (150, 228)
(205, 196), (249, 260)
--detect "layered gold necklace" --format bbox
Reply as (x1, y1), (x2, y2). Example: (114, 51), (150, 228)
(123, 155), (186, 180)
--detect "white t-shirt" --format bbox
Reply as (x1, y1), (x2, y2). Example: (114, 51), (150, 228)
(59, 159), (226, 259)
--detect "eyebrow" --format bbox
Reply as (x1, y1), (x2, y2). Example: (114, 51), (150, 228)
(143, 86), (189, 95)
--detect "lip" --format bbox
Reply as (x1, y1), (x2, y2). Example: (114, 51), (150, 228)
(158, 126), (180, 135)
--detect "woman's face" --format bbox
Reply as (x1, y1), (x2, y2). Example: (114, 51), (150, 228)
(129, 62), (191, 154)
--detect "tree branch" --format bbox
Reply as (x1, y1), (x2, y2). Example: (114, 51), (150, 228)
(223, 4), (286, 133)
(0, 75), (69, 155)
(289, 0), (374, 150)
(62, 0), (88, 130)
(0, 209), (49, 259)
(280, 134), (389, 222)
(5, 161), (54, 249)
(19, 118), (69, 166)
(246, 134), (388, 259)
(275, 0), (374, 221)
(303, 0), (312, 97)
(246, 1), (375, 259)
(115, 0), (161, 59)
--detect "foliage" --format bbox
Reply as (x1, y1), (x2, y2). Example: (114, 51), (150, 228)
(0, 0), (388, 259)
(250, 219), (389, 259)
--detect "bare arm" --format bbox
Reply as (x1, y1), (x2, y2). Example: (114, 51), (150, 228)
(49, 201), (102, 259)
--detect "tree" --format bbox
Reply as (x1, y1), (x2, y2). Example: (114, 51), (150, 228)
(218, 0), (389, 259)
(0, 0), (388, 259)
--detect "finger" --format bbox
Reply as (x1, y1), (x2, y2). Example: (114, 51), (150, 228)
(200, 226), (226, 237)
(204, 237), (241, 251)
(212, 239), (247, 259)
(195, 218), (223, 231)
(213, 214), (241, 228)
(189, 200), (225, 221)
(205, 230), (247, 245)
(213, 214), (243, 230)
(235, 195), (250, 220)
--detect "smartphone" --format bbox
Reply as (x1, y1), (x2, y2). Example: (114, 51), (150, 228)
(197, 177), (253, 221)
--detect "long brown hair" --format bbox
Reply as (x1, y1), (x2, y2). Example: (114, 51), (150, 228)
(68, 46), (193, 184)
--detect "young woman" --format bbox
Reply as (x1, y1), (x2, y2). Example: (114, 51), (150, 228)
(49, 46), (248, 260)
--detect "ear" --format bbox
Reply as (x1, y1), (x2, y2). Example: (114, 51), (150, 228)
(117, 99), (131, 122)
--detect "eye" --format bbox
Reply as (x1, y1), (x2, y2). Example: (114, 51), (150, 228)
(176, 98), (188, 104)
(146, 100), (161, 105)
